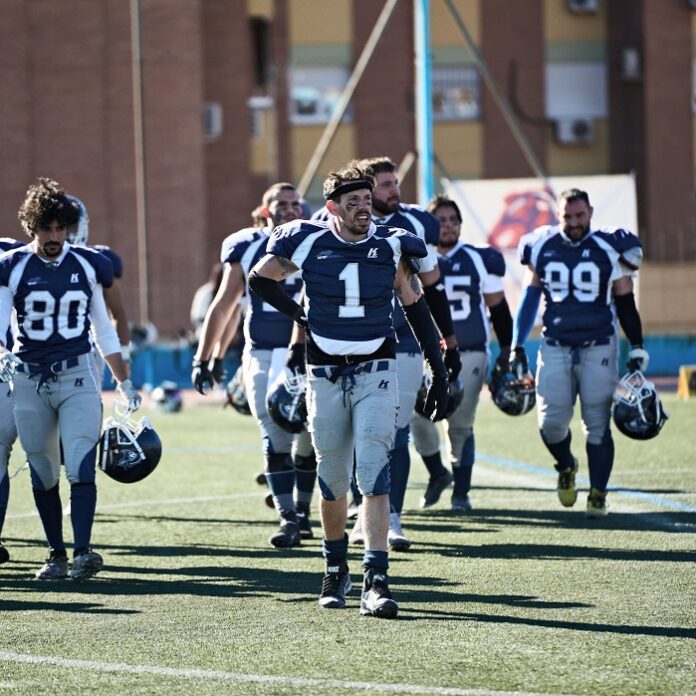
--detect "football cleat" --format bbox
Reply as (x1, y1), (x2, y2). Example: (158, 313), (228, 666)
(420, 470), (453, 508)
(555, 458), (579, 508)
(71, 550), (103, 582)
(35, 550), (69, 580)
(269, 519), (301, 548)
(586, 488), (608, 518)
(613, 371), (668, 440)
(318, 564), (352, 609)
(296, 511), (314, 540)
(0, 543), (9, 564)
(451, 493), (473, 513)
(387, 512), (411, 551)
(360, 570), (398, 619)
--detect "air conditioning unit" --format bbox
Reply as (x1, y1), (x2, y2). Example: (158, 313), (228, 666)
(568, 0), (598, 13)
(203, 102), (223, 140)
(554, 118), (594, 145)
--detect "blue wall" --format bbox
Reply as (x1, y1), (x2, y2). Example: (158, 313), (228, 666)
(110, 336), (696, 390)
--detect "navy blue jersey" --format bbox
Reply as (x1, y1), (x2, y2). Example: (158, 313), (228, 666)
(93, 244), (123, 279)
(518, 225), (642, 345)
(221, 226), (303, 350)
(268, 219), (427, 354)
(439, 243), (505, 351)
(0, 238), (26, 349)
(0, 245), (113, 363)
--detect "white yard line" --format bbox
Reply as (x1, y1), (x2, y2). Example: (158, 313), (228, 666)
(0, 651), (567, 696)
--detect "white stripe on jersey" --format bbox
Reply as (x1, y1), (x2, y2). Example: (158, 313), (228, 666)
(396, 211), (438, 273)
(239, 236), (267, 279)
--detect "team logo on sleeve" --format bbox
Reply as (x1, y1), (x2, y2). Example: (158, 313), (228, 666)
(367, 248), (378, 259)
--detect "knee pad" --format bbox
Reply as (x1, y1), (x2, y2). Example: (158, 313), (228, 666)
(294, 452), (317, 471)
(540, 424), (569, 446)
(265, 452), (293, 473)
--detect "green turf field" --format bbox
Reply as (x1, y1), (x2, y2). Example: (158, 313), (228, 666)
(1, 392), (694, 695)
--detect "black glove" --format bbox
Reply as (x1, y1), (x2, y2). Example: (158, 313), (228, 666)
(286, 342), (306, 376)
(423, 366), (449, 422)
(292, 306), (309, 330)
(191, 359), (214, 395)
(211, 358), (227, 384)
(510, 346), (529, 375)
(495, 346), (511, 371)
(443, 347), (461, 383)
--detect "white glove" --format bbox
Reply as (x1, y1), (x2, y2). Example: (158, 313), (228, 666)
(627, 347), (649, 373)
(0, 351), (21, 384)
(117, 378), (142, 413)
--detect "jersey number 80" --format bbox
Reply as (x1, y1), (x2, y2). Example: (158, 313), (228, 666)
(22, 289), (89, 340)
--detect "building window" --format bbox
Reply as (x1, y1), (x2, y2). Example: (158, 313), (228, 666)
(432, 65), (481, 121)
(545, 62), (607, 119)
(289, 67), (352, 125)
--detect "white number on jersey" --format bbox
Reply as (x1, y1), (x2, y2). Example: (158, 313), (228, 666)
(544, 261), (600, 303)
(23, 289), (89, 340)
(444, 275), (472, 321)
(338, 263), (365, 318)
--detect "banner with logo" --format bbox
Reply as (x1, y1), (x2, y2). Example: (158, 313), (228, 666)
(442, 174), (638, 307)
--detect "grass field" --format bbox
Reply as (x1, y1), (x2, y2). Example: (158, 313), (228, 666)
(1, 390), (694, 695)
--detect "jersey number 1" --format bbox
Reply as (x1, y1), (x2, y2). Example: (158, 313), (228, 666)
(338, 263), (365, 318)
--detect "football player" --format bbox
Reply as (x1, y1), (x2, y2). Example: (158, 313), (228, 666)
(314, 157), (460, 550)
(411, 195), (513, 512)
(248, 164), (449, 619)
(0, 178), (140, 581)
(512, 188), (646, 517)
(0, 236), (27, 564)
(191, 182), (317, 547)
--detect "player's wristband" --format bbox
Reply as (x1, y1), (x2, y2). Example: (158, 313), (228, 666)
(422, 282), (454, 339)
(120, 343), (132, 363)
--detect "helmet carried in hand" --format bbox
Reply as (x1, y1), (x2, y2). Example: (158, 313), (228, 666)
(613, 371), (668, 440)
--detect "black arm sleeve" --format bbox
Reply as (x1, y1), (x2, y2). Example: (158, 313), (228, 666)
(489, 297), (513, 349)
(614, 292), (644, 346)
(248, 269), (303, 320)
(402, 296), (447, 379)
(422, 282), (454, 339)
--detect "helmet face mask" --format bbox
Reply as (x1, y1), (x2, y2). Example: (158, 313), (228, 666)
(150, 380), (182, 413)
(613, 371), (668, 440)
(225, 366), (251, 416)
(99, 414), (162, 483)
(266, 368), (307, 433)
(488, 361), (536, 416)
(65, 195), (89, 246)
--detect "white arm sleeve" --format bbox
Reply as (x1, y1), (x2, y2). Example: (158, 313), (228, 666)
(90, 284), (120, 357)
(0, 286), (13, 347)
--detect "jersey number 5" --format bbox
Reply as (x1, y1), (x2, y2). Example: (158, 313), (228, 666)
(23, 290), (89, 340)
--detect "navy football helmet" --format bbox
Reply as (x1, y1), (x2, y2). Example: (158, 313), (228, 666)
(613, 371), (668, 440)
(65, 195), (90, 246)
(414, 376), (464, 420)
(150, 380), (182, 413)
(488, 360), (536, 416)
(266, 368), (307, 434)
(225, 365), (251, 416)
(99, 414), (162, 483)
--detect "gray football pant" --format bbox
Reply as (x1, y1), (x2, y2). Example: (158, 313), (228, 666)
(411, 350), (487, 461)
(536, 336), (618, 445)
(307, 360), (398, 500)
(0, 383), (17, 480)
(395, 352), (424, 429)
(242, 348), (312, 457)
(13, 355), (103, 490)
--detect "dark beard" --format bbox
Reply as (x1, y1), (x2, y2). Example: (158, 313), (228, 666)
(438, 238), (458, 250)
(372, 197), (397, 216)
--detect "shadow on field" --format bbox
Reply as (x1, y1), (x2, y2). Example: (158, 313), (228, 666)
(0, 598), (139, 615)
(404, 508), (696, 534)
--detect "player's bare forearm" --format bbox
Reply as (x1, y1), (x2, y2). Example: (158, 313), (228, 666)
(253, 253), (299, 281)
(212, 305), (242, 360)
(103, 282), (130, 346)
(104, 352), (129, 384)
(393, 260), (423, 307)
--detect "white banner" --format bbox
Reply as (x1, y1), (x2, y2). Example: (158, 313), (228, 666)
(442, 174), (638, 307)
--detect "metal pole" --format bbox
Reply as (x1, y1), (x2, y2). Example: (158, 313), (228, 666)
(130, 0), (149, 323)
(444, 0), (547, 181)
(297, 0), (399, 197)
(414, 0), (434, 205)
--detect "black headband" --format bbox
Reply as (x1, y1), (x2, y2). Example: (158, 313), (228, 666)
(324, 179), (373, 201)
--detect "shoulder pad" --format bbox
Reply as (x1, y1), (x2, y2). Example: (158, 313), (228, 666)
(310, 206), (331, 222)
(267, 220), (327, 258)
(398, 204), (440, 245)
(474, 245), (506, 277)
(220, 227), (264, 265)
(595, 228), (643, 270)
(393, 228), (428, 259)
(0, 238), (22, 253)
(93, 245), (124, 278)
(517, 225), (554, 265)
(72, 246), (114, 288)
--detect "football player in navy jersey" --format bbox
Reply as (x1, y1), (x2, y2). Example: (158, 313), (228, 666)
(315, 157), (459, 551)
(0, 236), (27, 564)
(65, 196), (132, 373)
(411, 195), (514, 512)
(248, 164), (449, 619)
(512, 188), (647, 517)
(0, 179), (140, 581)
(191, 182), (318, 547)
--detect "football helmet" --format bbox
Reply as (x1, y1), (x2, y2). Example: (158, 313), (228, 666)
(266, 368), (307, 434)
(150, 380), (182, 413)
(65, 195), (89, 246)
(613, 371), (668, 440)
(99, 413), (162, 483)
(414, 376), (464, 420)
(225, 365), (251, 416)
(488, 360), (536, 416)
